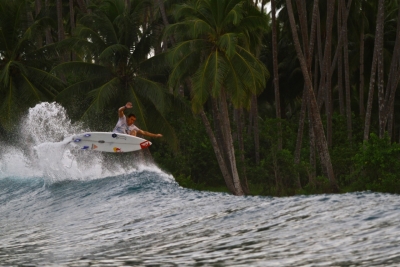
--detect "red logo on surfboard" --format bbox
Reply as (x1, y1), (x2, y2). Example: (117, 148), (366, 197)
(140, 141), (151, 149)
(113, 147), (122, 152)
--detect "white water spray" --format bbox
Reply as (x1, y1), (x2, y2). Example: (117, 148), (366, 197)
(0, 102), (171, 183)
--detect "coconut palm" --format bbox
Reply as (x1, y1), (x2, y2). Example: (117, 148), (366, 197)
(165, 0), (269, 195)
(0, 0), (64, 130)
(53, 0), (176, 147)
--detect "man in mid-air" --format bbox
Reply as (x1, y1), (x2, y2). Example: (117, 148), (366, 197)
(113, 102), (163, 138)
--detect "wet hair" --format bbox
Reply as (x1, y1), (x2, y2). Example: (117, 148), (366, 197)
(127, 113), (136, 118)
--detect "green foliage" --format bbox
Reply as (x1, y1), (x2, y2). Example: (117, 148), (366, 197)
(165, 0), (269, 112)
(152, 109), (224, 188)
(0, 0), (64, 130)
(344, 133), (400, 193)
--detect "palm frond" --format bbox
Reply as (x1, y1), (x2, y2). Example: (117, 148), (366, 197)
(135, 77), (166, 111)
(217, 33), (238, 58)
(81, 77), (121, 118)
(52, 62), (111, 78)
(99, 44), (129, 63)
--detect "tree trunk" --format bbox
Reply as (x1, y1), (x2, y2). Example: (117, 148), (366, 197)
(76, 0), (87, 13)
(45, 0), (53, 45)
(381, 5), (400, 137)
(376, 0), (385, 138)
(286, 0), (338, 192)
(337, 3), (345, 116)
(218, 90), (244, 195)
(341, 0), (352, 141)
(324, 0), (335, 148)
(157, 0), (175, 47)
(235, 108), (250, 194)
(271, 0), (282, 151)
(359, 15), (365, 117)
(364, 0), (384, 141)
(57, 0), (65, 42)
(199, 110), (237, 194)
(251, 94), (260, 164)
(125, 0), (131, 11)
(69, 0), (76, 61)
(293, 0), (318, 190)
(294, 87), (307, 189)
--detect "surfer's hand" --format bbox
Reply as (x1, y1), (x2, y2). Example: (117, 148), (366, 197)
(125, 102), (132, 109)
(156, 134), (162, 138)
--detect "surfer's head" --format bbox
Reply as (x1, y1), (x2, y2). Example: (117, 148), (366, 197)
(126, 114), (136, 125)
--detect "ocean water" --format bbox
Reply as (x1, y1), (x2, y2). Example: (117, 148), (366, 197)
(1, 103), (400, 266)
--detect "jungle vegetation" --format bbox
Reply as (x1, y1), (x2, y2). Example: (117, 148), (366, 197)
(2, 0), (400, 196)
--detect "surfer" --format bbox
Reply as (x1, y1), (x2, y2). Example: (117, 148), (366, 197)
(113, 102), (163, 138)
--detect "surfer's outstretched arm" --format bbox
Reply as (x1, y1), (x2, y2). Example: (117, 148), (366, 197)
(118, 102), (132, 118)
(137, 130), (162, 138)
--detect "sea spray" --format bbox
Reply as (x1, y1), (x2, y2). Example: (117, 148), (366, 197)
(0, 102), (163, 183)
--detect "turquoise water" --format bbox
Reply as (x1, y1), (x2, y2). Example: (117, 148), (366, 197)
(1, 103), (400, 266)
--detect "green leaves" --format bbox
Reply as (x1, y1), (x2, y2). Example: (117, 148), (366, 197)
(166, 0), (269, 112)
(0, 0), (65, 130)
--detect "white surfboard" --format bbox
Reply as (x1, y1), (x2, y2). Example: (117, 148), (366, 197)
(67, 132), (152, 153)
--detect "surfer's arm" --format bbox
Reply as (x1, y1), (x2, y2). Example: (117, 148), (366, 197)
(118, 102), (132, 118)
(138, 130), (162, 138)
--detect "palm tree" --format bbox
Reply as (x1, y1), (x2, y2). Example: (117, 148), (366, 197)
(285, 0), (338, 192)
(0, 0), (64, 130)
(165, 0), (269, 195)
(53, 0), (176, 146)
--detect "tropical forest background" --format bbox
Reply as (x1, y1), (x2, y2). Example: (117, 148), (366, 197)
(1, 0), (400, 196)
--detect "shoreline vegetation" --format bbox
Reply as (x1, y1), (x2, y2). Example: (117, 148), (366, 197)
(1, 0), (400, 196)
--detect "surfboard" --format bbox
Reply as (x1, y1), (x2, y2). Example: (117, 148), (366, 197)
(67, 132), (152, 153)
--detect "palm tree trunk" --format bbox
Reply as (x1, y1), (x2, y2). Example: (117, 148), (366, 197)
(199, 110), (237, 194)
(45, 0), (53, 45)
(235, 108), (250, 194)
(57, 0), (65, 42)
(364, 0), (384, 141)
(251, 94), (260, 164)
(218, 90), (244, 196)
(69, 0), (76, 61)
(271, 0), (282, 151)
(382, 5), (400, 137)
(286, 0), (338, 192)
(157, 0), (175, 47)
(337, 3), (345, 116)
(76, 0), (87, 13)
(293, 0), (318, 190)
(341, 0), (352, 141)
(294, 87), (307, 188)
(376, 0), (385, 138)
(359, 15), (365, 117)
(324, 0), (335, 148)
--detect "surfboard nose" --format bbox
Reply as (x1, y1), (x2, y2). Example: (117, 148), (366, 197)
(140, 141), (152, 149)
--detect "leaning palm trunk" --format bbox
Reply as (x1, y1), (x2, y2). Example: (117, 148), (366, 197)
(218, 90), (244, 196)
(293, 0), (318, 190)
(381, 4), (400, 138)
(323, 0), (335, 148)
(199, 110), (238, 194)
(286, 0), (338, 192)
